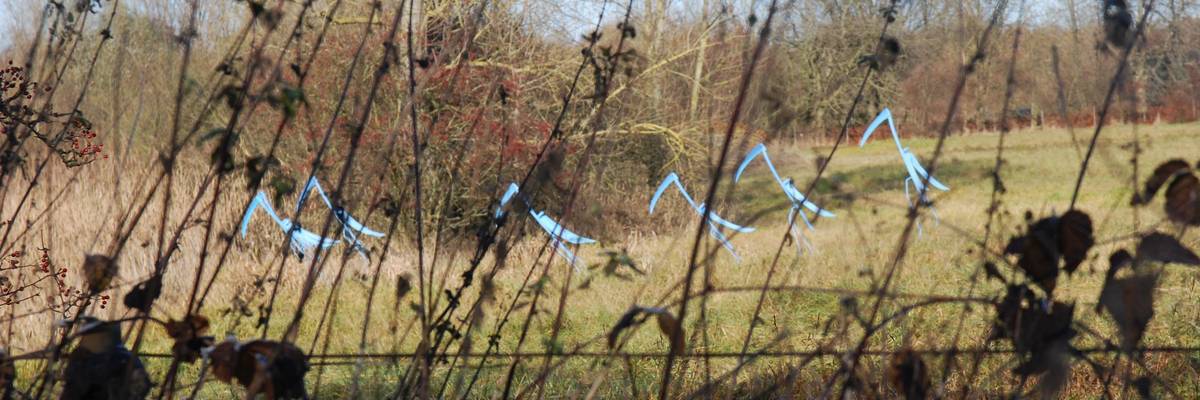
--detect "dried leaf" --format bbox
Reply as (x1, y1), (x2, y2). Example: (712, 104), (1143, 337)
(1100, 274), (1157, 352)
(209, 340), (239, 383)
(1164, 173), (1200, 225)
(81, 254), (117, 294)
(1133, 159), (1190, 205)
(982, 261), (1006, 283)
(1004, 211), (1095, 293)
(1137, 232), (1200, 266)
(876, 36), (902, 70)
(607, 306), (684, 356)
(396, 273), (412, 300)
(1058, 210), (1095, 275)
(123, 275), (162, 314)
(992, 285), (1076, 376)
(885, 348), (929, 400)
(163, 315), (213, 363)
(1107, 249), (1135, 279)
(593, 249), (644, 278)
(646, 308), (685, 356)
(1008, 217), (1060, 294)
(607, 306), (648, 349)
(210, 338), (310, 399)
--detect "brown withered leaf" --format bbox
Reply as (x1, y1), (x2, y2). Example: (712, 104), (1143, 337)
(1005, 217), (1061, 294)
(1100, 273), (1157, 352)
(1134, 159), (1190, 205)
(209, 340), (238, 382)
(1106, 249), (1135, 282)
(82, 254), (117, 294)
(608, 306), (647, 349)
(1003, 210), (1095, 293)
(991, 285), (1077, 376)
(210, 338), (309, 399)
(607, 306), (684, 356)
(860, 36), (902, 71)
(1164, 173), (1200, 225)
(123, 274), (162, 314)
(1097, 249), (1135, 315)
(982, 261), (1007, 283)
(1058, 210), (1094, 275)
(396, 273), (412, 300)
(1137, 232), (1200, 266)
(163, 315), (213, 363)
(647, 308), (685, 356)
(885, 348), (930, 400)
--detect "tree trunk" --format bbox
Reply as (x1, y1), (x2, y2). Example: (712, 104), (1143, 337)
(688, 0), (710, 122)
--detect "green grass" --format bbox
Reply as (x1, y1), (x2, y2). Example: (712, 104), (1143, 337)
(284, 122), (1200, 398)
(13, 122), (1200, 398)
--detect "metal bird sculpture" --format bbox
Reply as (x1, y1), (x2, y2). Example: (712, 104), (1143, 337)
(239, 177), (384, 261)
(734, 143), (834, 253)
(858, 108), (949, 234)
(649, 172), (755, 261)
(296, 177), (385, 257)
(240, 191), (339, 259)
(495, 183), (596, 270)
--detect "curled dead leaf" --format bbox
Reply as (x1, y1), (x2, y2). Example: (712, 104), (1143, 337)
(1058, 210), (1094, 275)
(163, 315), (213, 363)
(991, 285), (1076, 378)
(885, 348), (929, 400)
(1100, 273), (1157, 352)
(1164, 173), (1200, 225)
(1103, 0), (1134, 48)
(123, 274), (162, 314)
(607, 306), (685, 356)
(82, 254), (117, 294)
(396, 273), (412, 300)
(982, 261), (1006, 283)
(1137, 232), (1200, 266)
(1005, 217), (1060, 294)
(1003, 210), (1095, 294)
(1134, 159), (1190, 205)
(209, 338), (309, 399)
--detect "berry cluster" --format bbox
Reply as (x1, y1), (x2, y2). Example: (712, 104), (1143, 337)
(0, 248), (107, 317)
(67, 120), (105, 159)
(0, 60), (47, 102)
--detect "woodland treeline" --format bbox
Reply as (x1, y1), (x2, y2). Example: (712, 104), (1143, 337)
(2, 0), (1197, 236)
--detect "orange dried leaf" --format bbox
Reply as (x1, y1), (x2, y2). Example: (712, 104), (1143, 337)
(1164, 173), (1200, 225)
(1134, 159), (1190, 205)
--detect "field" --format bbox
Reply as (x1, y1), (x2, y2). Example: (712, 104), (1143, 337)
(6, 121), (1200, 398)
(3, 0), (1200, 399)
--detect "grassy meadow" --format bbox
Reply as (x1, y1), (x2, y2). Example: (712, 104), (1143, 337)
(7, 121), (1200, 398)
(5, 1), (1200, 398)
